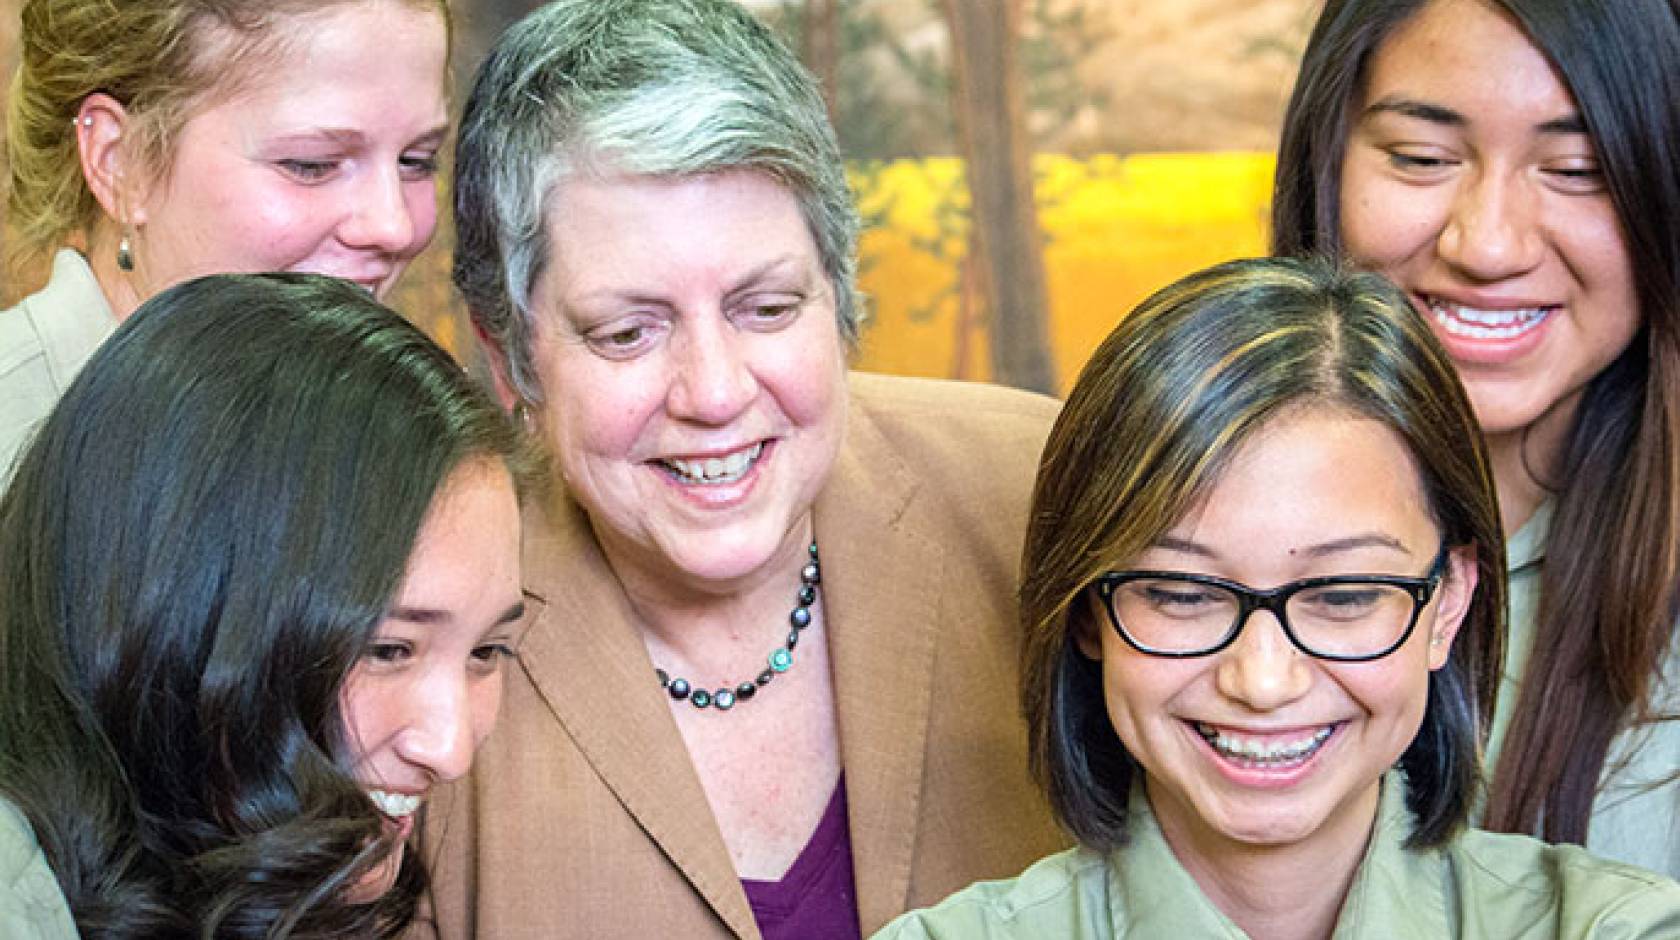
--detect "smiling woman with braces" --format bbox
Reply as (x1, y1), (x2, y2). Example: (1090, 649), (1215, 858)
(876, 257), (1680, 940)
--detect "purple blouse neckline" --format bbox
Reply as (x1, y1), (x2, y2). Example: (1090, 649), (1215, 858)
(739, 775), (861, 939)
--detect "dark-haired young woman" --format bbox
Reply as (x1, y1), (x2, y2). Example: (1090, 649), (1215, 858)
(0, 273), (528, 937)
(876, 258), (1680, 939)
(1272, 0), (1680, 875)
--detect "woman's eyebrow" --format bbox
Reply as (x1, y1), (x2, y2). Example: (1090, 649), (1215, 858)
(385, 600), (526, 629)
(1151, 533), (1410, 559)
(1152, 535), (1215, 558)
(1363, 94), (1586, 136)
(1535, 113), (1587, 135)
(1363, 95), (1465, 127)
(387, 605), (449, 624)
(1296, 534), (1410, 558)
(266, 127), (368, 147)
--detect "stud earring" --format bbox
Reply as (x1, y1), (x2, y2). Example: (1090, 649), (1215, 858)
(116, 233), (134, 272)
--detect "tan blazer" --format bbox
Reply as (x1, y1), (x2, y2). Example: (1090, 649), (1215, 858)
(415, 372), (1071, 939)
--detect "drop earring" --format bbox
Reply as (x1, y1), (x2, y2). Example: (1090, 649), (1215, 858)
(116, 232), (134, 272)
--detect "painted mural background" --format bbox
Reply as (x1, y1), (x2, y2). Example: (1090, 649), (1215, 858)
(0, 0), (1322, 394)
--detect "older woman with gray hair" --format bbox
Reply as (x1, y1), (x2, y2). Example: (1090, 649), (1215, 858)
(414, 1), (1067, 937)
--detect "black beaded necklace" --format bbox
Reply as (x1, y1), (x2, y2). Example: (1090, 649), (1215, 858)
(655, 542), (820, 711)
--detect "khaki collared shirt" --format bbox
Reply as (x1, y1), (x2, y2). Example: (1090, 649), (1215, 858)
(0, 799), (79, 939)
(1485, 503), (1680, 877)
(873, 777), (1680, 939)
(0, 249), (118, 478)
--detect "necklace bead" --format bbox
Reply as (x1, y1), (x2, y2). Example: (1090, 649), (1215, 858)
(653, 542), (818, 713)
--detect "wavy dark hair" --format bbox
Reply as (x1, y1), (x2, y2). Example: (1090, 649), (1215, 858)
(1020, 257), (1505, 852)
(0, 273), (521, 937)
(1272, 0), (1680, 844)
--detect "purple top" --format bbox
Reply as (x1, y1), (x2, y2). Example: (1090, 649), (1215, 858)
(740, 776), (861, 940)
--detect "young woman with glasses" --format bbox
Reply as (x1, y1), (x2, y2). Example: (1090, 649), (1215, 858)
(873, 257), (1680, 940)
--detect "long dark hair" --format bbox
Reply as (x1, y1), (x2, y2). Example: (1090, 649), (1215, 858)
(0, 273), (520, 937)
(1020, 257), (1505, 852)
(1272, 0), (1680, 843)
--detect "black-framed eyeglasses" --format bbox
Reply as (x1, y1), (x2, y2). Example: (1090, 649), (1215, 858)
(1092, 548), (1449, 662)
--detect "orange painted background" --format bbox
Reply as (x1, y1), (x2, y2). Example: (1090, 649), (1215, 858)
(377, 150), (1279, 396)
(388, 0), (1312, 392)
(1, 0), (1310, 392)
(851, 152), (1275, 394)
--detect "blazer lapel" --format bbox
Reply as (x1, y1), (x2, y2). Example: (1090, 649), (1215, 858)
(817, 402), (942, 930)
(518, 493), (760, 938)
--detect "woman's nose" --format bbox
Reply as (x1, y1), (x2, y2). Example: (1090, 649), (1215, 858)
(1435, 169), (1545, 282)
(1214, 610), (1314, 712)
(339, 170), (418, 256)
(393, 676), (480, 782)
(667, 319), (757, 425)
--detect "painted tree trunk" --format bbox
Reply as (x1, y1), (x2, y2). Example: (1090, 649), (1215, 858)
(803, 0), (842, 132)
(939, 0), (1057, 394)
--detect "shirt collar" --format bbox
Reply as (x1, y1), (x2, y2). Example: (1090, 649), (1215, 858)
(1107, 774), (1451, 938)
(1504, 499), (1554, 573)
(1331, 775), (1453, 938)
(31, 249), (118, 387)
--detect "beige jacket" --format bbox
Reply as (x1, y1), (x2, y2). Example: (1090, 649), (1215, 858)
(415, 372), (1071, 939)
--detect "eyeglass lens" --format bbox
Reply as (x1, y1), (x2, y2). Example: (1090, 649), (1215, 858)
(1109, 578), (1420, 657)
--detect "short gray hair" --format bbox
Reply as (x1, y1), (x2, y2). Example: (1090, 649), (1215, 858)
(452, 0), (861, 403)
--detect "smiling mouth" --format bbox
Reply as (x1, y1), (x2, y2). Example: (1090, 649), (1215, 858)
(367, 789), (422, 820)
(657, 442), (765, 485)
(1194, 722), (1337, 769)
(1426, 297), (1554, 341)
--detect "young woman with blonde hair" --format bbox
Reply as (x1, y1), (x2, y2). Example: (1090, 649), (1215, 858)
(2, 0), (452, 472)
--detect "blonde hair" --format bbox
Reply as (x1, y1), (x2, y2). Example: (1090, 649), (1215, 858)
(4, 0), (448, 286)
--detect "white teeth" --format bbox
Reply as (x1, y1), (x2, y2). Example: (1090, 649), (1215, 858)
(662, 442), (764, 485)
(1196, 723), (1334, 765)
(368, 789), (422, 818)
(1428, 299), (1551, 340)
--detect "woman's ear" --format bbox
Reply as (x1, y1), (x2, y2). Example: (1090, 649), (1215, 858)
(1073, 593), (1105, 662)
(471, 317), (525, 413)
(75, 93), (147, 226)
(1426, 544), (1478, 670)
